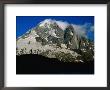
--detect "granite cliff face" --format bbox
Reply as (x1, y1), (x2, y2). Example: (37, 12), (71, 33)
(16, 19), (94, 62)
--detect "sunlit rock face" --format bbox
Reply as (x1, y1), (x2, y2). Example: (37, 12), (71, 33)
(16, 19), (94, 62)
(64, 25), (80, 49)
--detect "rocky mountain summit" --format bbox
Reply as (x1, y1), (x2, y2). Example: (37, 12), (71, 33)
(16, 19), (94, 63)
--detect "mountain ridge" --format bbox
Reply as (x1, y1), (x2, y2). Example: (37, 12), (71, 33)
(16, 19), (94, 63)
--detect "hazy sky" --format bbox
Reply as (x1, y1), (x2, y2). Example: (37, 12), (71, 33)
(16, 16), (94, 40)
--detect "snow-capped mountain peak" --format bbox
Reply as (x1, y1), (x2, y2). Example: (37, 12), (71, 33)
(39, 19), (69, 30)
(39, 19), (55, 27)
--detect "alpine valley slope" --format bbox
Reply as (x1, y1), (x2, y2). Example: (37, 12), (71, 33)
(16, 19), (94, 63)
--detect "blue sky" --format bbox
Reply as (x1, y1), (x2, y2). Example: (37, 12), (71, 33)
(16, 16), (94, 40)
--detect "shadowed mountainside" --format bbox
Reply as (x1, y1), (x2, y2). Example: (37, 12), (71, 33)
(16, 54), (94, 74)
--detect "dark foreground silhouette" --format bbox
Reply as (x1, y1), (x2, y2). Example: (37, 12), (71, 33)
(16, 54), (94, 74)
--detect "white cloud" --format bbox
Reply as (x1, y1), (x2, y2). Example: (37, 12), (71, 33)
(72, 24), (86, 37)
(55, 20), (69, 30)
(72, 23), (94, 38)
(90, 26), (94, 32)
